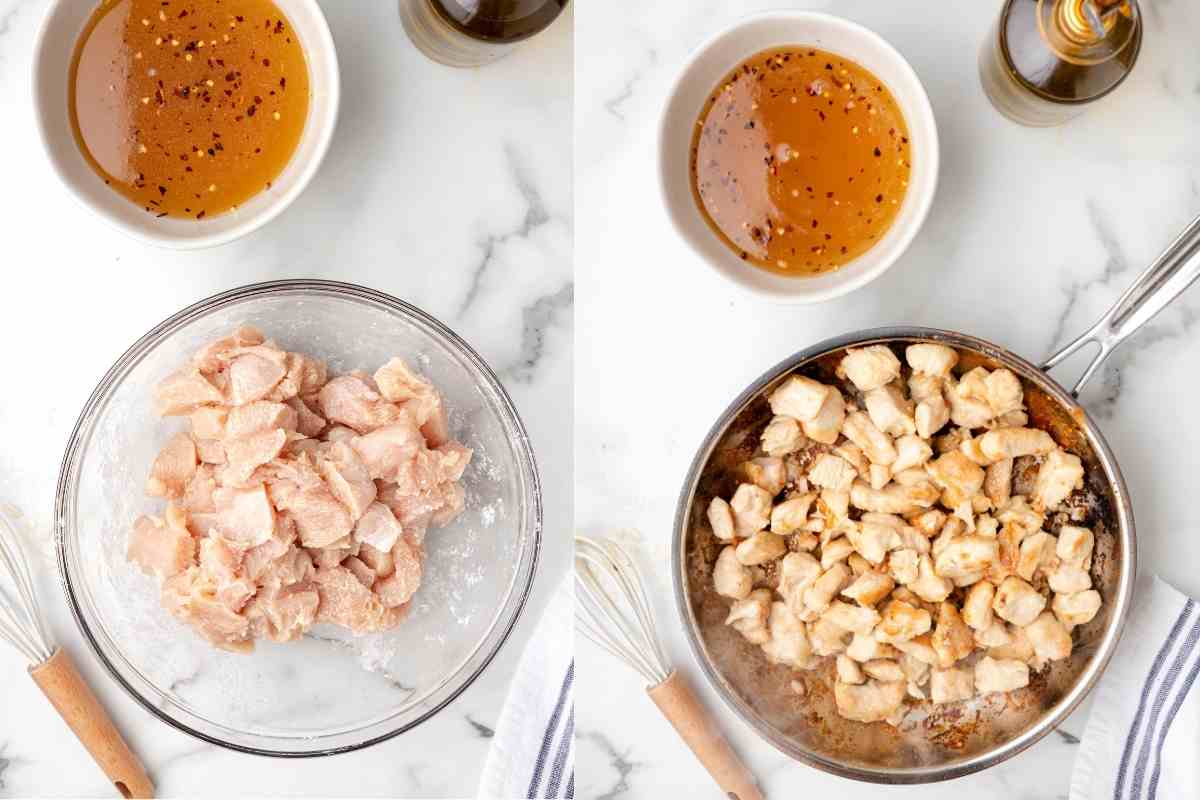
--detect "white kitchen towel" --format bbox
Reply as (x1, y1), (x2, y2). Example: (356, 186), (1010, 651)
(1071, 575), (1200, 800)
(478, 572), (574, 800)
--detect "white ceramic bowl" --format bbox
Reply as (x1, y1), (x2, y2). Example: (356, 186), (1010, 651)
(32, 0), (340, 250)
(658, 11), (939, 304)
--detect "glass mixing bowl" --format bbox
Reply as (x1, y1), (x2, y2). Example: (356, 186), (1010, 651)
(54, 280), (541, 756)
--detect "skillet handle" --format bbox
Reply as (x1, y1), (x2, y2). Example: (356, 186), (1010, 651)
(1041, 212), (1200, 396)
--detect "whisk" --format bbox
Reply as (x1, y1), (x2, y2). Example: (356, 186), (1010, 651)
(0, 507), (154, 798)
(575, 535), (765, 800)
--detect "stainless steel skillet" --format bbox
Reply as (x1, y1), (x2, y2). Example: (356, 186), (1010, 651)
(672, 213), (1200, 784)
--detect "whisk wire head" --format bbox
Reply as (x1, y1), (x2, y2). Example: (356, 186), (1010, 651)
(574, 535), (670, 686)
(0, 507), (53, 665)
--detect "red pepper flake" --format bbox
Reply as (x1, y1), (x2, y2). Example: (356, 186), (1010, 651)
(196, 210), (206, 219)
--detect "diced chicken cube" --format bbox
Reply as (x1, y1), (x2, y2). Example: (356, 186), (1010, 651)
(915, 394), (951, 440)
(1048, 563), (1092, 594)
(889, 549), (920, 586)
(715, 546), (754, 600)
(809, 615), (851, 655)
(1033, 449), (1084, 510)
(154, 366), (225, 416)
(945, 380), (994, 429)
(707, 497), (735, 540)
(318, 441), (377, 521)
(906, 343), (958, 377)
(1056, 526), (1094, 566)
(863, 659), (905, 683)
(313, 565), (392, 632)
(735, 531), (788, 565)
(849, 517), (903, 565)
(768, 376), (833, 421)
(1052, 589), (1102, 628)
(802, 389), (846, 445)
(761, 416), (805, 457)
(743, 457), (786, 495)
(864, 383), (916, 437)
(375, 537), (423, 608)
(926, 451), (985, 508)
(930, 666), (974, 704)
(839, 346), (902, 392)
(286, 397), (327, 438)
(834, 679), (906, 723)
(318, 375), (404, 433)
(892, 435), (933, 473)
(761, 602), (812, 668)
(984, 458), (1013, 505)
(191, 407), (229, 440)
(350, 420), (426, 482)
(730, 483), (773, 536)
(222, 428), (288, 484)
(225, 401), (298, 438)
(273, 484), (352, 548)
(979, 428), (1055, 463)
(993, 576), (1046, 626)
(146, 433), (198, 499)
(803, 563), (850, 614)
(975, 656), (1030, 694)
(1025, 611), (1072, 662)
(822, 600), (881, 635)
(935, 535), (999, 581)
(353, 501), (403, 552)
(128, 514), (195, 578)
(1016, 531), (1055, 581)
(809, 453), (858, 491)
(875, 599), (932, 643)
(846, 632), (895, 662)
(246, 582), (319, 643)
(851, 481), (939, 515)
(726, 589), (772, 644)
(984, 369), (1024, 416)
(837, 654), (865, 684)
(932, 602), (975, 667)
(975, 619), (1012, 649)
(820, 537), (855, 570)
(214, 484), (276, 546)
(842, 412), (897, 466)
(911, 554), (953, 603)
(770, 494), (814, 536)
(962, 581), (995, 630)
(777, 552), (822, 612)
(841, 571), (895, 607)
(227, 351), (288, 406)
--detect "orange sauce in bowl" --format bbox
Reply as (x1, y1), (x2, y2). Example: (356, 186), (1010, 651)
(690, 47), (912, 276)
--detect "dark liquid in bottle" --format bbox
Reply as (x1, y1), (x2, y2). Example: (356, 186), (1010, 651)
(430, 0), (568, 43)
(1000, 0), (1140, 104)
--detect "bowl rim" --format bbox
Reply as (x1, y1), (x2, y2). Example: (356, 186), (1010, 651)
(670, 326), (1135, 783)
(54, 279), (543, 757)
(30, 0), (341, 251)
(656, 9), (940, 305)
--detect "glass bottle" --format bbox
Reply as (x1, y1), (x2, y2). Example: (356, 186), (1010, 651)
(979, 0), (1141, 126)
(400, 0), (568, 68)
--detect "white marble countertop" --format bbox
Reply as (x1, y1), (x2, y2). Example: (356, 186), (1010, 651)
(576, 1), (1200, 798)
(0, 0), (572, 796)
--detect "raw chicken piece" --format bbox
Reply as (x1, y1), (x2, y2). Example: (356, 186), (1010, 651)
(227, 350), (288, 405)
(353, 502), (404, 552)
(225, 401), (298, 438)
(146, 433), (198, 499)
(350, 419), (426, 481)
(214, 484), (276, 547)
(154, 366), (224, 416)
(343, 556), (377, 589)
(161, 569), (252, 652)
(286, 396), (327, 438)
(222, 428), (288, 484)
(128, 514), (195, 578)
(319, 375), (404, 433)
(313, 566), (392, 632)
(190, 407), (229, 439)
(275, 484), (353, 548)
(374, 358), (442, 428)
(375, 536), (423, 608)
(192, 327), (267, 373)
(318, 442), (377, 520)
(357, 541), (395, 578)
(246, 582), (319, 643)
(197, 535), (254, 612)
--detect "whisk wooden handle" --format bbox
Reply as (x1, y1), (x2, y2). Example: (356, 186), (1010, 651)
(29, 647), (155, 799)
(647, 670), (765, 800)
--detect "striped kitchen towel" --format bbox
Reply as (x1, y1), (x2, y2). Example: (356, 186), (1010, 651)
(1072, 575), (1200, 800)
(478, 572), (574, 799)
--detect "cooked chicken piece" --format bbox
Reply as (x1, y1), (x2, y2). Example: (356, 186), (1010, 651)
(803, 388), (846, 445)
(736, 531), (788, 566)
(128, 514), (195, 578)
(888, 549), (920, 586)
(975, 514), (999, 538)
(318, 375), (405, 434)
(768, 376), (833, 421)
(959, 436), (990, 466)
(901, 651), (931, 685)
(1053, 589), (1102, 628)
(984, 458), (1013, 505)
(930, 666), (975, 704)
(935, 535), (999, 581)
(910, 554), (953, 603)
(892, 435), (933, 474)
(975, 656), (1030, 694)
(803, 563), (851, 615)
(906, 343), (958, 377)
(743, 457), (786, 495)
(957, 367), (990, 402)
(842, 412), (897, 466)
(1025, 611), (1072, 662)
(983, 369), (1024, 416)
(915, 395), (951, 440)
(975, 619), (1012, 649)
(962, 581), (995, 630)
(820, 537), (855, 570)
(375, 537), (423, 608)
(978, 428), (1055, 463)
(851, 481), (938, 515)
(770, 494), (814, 535)
(842, 571), (895, 607)
(833, 442), (869, 475)
(1033, 449), (1084, 510)
(892, 633), (939, 665)
(989, 624), (1035, 663)
(809, 453), (859, 492)
(822, 600), (881, 635)
(849, 517), (904, 565)
(809, 615), (851, 655)
(1016, 531), (1055, 581)
(761, 416), (806, 456)
(847, 632), (896, 662)
(777, 552), (822, 611)
(863, 659), (905, 683)
(908, 372), (943, 403)
(707, 497), (736, 540)
(993, 576), (1046, 626)
(726, 589), (772, 644)
(761, 602), (813, 668)
(834, 679), (906, 723)
(1056, 525), (1094, 566)
(1048, 563), (1092, 594)
(945, 380), (994, 429)
(155, 366), (226, 416)
(864, 383), (917, 437)
(839, 346), (902, 392)
(865, 464), (888, 491)
(875, 598), (932, 643)
(931, 602), (975, 667)
(926, 451), (985, 508)
(730, 483), (773, 536)
(146, 433), (198, 499)
(909, 508), (945, 537)
(837, 654), (866, 684)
